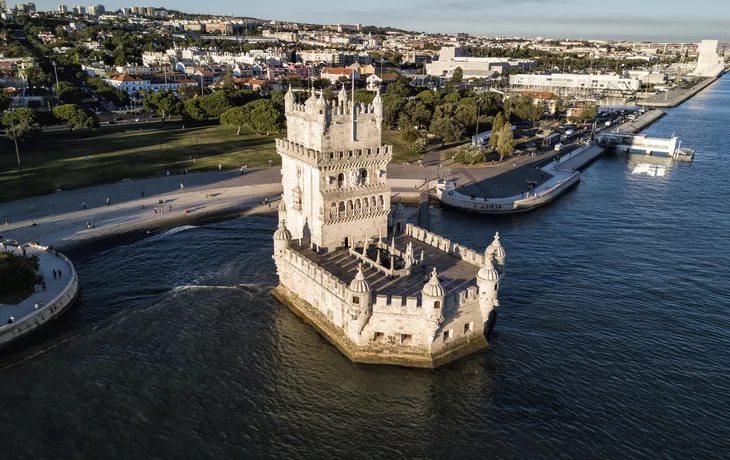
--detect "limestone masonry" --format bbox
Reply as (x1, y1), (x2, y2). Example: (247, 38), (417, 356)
(271, 86), (506, 368)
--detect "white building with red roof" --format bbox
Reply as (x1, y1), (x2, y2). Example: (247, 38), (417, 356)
(104, 73), (151, 95)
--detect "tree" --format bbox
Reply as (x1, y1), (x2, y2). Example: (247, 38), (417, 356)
(198, 90), (232, 118)
(242, 99), (284, 133)
(52, 104), (99, 129)
(56, 81), (84, 104)
(312, 78), (330, 90)
(184, 98), (208, 121)
(144, 91), (183, 118)
(0, 91), (10, 112)
(417, 89), (441, 107)
(452, 67), (464, 83)
(178, 85), (200, 102)
(496, 123), (515, 162)
(382, 93), (405, 129)
(354, 89), (374, 105)
(401, 128), (421, 144)
(398, 100), (431, 130)
(453, 144), (485, 165)
(430, 116), (462, 146)
(269, 89), (287, 107)
(220, 106), (247, 135)
(491, 112), (505, 150)
(2, 108), (38, 179)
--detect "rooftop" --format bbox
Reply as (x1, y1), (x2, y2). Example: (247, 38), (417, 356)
(293, 233), (480, 297)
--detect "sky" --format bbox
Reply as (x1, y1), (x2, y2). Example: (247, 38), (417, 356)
(31, 0), (730, 42)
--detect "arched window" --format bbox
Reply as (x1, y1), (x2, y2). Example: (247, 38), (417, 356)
(337, 173), (344, 188)
(355, 199), (361, 212)
(347, 200), (353, 212)
(330, 202), (337, 217)
(338, 201), (345, 212)
(363, 198), (369, 210)
(360, 169), (368, 185)
(370, 197), (377, 209)
(378, 195), (384, 209)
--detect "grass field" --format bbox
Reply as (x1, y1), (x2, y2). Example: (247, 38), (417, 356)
(0, 123), (279, 202)
(1, 124), (426, 203)
(382, 130), (424, 164)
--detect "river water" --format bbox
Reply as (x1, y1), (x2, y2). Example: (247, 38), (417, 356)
(2, 76), (729, 459)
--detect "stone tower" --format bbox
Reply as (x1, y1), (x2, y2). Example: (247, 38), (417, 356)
(276, 86), (391, 250)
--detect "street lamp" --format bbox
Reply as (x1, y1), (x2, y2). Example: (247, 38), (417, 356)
(51, 61), (60, 98)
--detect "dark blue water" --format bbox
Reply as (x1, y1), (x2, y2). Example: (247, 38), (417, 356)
(2, 76), (730, 459)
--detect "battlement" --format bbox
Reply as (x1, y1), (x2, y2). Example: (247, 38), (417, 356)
(276, 138), (393, 167)
(372, 285), (479, 315)
(287, 99), (380, 117)
(405, 223), (485, 267)
(279, 246), (348, 300)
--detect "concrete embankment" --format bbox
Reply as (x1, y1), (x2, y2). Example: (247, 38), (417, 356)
(642, 74), (721, 108)
(0, 246), (79, 351)
(434, 108), (668, 214)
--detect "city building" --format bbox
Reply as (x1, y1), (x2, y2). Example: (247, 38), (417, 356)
(320, 67), (359, 83)
(204, 22), (234, 35)
(103, 73), (150, 95)
(14, 2), (36, 13)
(72, 5), (85, 14)
(58, 4), (68, 13)
(426, 46), (536, 78)
(271, 87), (505, 367)
(87, 4), (104, 16)
(509, 73), (641, 94)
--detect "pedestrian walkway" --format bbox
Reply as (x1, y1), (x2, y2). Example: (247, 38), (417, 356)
(0, 245), (73, 323)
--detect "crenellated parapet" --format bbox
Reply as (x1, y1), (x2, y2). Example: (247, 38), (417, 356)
(276, 139), (393, 168)
(277, 246), (349, 300)
(405, 223), (488, 267)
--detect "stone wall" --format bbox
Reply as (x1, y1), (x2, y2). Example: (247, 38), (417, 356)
(405, 223), (486, 266)
(0, 253), (80, 349)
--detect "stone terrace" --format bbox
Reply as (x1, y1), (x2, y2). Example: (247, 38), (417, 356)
(294, 234), (480, 297)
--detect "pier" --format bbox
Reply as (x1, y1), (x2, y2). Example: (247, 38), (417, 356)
(598, 132), (695, 161)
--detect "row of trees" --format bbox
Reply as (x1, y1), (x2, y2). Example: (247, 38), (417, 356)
(139, 88), (284, 134)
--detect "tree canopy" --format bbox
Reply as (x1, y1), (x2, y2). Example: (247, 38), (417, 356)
(52, 104), (99, 129)
(2, 108), (39, 141)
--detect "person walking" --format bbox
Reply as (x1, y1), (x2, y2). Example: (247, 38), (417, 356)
(106, 197), (111, 206)
(53, 269), (57, 280)
(58, 269), (63, 278)
(82, 201), (87, 209)
(4, 217), (8, 226)
(180, 183), (184, 190)
(41, 281), (46, 292)
(141, 191), (145, 198)
(168, 205), (172, 212)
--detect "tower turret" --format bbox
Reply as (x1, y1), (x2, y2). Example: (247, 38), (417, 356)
(273, 219), (292, 256)
(373, 87), (384, 128)
(486, 232), (507, 274)
(347, 264), (372, 336)
(337, 85), (348, 106)
(476, 250), (500, 321)
(421, 268), (445, 343)
(284, 85), (295, 113)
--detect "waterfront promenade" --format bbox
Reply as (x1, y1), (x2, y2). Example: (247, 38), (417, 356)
(0, 244), (78, 348)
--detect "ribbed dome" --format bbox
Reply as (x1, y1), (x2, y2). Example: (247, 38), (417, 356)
(349, 264), (371, 293)
(392, 201), (405, 219)
(278, 201), (287, 213)
(373, 87), (383, 105)
(338, 86), (348, 102)
(486, 232), (506, 258)
(316, 92), (326, 105)
(477, 253), (500, 281)
(305, 89), (317, 105)
(285, 85), (294, 100)
(273, 221), (292, 241)
(422, 268), (445, 298)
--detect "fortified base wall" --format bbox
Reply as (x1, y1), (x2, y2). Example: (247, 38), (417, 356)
(0, 252), (80, 350)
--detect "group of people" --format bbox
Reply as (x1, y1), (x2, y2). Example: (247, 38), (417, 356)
(154, 205), (173, 214)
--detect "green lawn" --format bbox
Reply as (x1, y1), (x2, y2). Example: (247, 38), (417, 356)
(382, 130), (424, 164)
(1, 123), (280, 202)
